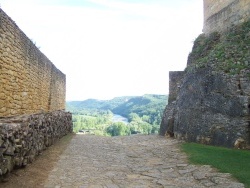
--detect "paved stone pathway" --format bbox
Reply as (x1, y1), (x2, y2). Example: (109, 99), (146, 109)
(44, 135), (244, 188)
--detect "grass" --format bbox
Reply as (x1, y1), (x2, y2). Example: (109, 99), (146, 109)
(181, 143), (250, 188)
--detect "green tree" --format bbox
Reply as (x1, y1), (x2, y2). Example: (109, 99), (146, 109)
(106, 122), (130, 136)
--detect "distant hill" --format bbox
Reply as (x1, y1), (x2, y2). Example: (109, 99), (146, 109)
(112, 94), (167, 122)
(66, 96), (134, 113)
(66, 94), (168, 125)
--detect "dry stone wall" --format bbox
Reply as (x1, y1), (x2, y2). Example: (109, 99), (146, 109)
(0, 111), (72, 176)
(203, 0), (250, 34)
(0, 8), (65, 117)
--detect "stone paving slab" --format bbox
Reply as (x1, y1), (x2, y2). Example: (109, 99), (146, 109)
(44, 135), (244, 188)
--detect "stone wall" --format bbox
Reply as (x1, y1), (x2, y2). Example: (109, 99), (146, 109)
(203, 0), (250, 34)
(0, 111), (72, 176)
(0, 8), (66, 117)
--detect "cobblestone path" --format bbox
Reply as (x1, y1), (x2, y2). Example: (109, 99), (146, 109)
(44, 135), (244, 188)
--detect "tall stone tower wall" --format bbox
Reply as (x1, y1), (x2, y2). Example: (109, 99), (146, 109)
(0, 8), (66, 117)
(203, 0), (250, 34)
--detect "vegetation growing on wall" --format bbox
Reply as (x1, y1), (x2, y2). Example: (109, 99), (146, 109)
(187, 19), (250, 75)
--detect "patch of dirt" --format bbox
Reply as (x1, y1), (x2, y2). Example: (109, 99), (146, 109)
(0, 133), (75, 188)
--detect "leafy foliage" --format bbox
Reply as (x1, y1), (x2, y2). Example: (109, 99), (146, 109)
(112, 94), (167, 125)
(106, 122), (130, 136)
(72, 113), (159, 136)
(72, 111), (112, 136)
(67, 94), (168, 136)
(67, 94), (167, 126)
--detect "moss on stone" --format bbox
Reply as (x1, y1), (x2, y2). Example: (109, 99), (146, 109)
(186, 19), (250, 75)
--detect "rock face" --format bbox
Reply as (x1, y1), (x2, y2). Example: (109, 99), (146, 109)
(160, 1), (250, 148)
(0, 110), (72, 176)
(161, 68), (250, 148)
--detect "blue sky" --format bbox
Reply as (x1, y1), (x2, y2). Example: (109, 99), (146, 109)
(0, 0), (203, 101)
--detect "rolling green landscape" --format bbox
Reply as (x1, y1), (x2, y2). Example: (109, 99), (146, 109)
(66, 94), (168, 136)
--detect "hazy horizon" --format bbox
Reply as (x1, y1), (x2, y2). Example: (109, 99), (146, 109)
(66, 93), (168, 102)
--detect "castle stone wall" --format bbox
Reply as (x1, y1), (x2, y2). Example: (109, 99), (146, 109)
(0, 8), (65, 117)
(203, 0), (250, 34)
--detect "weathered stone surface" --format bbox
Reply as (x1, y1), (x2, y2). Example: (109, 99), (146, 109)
(168, 71), (185, 103)
(0, 110), (72, 177)
(0, 8), (65, 117)
(203, 0), (250, 34)
(161, 67), (250, 148)
(160, 1), (250, 148)
(160, 102), (177, 137)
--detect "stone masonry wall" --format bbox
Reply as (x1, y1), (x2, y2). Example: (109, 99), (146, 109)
(0, 8), (66, 117)
(0, 111), (72, 176)
(203, 0), (250, 34)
